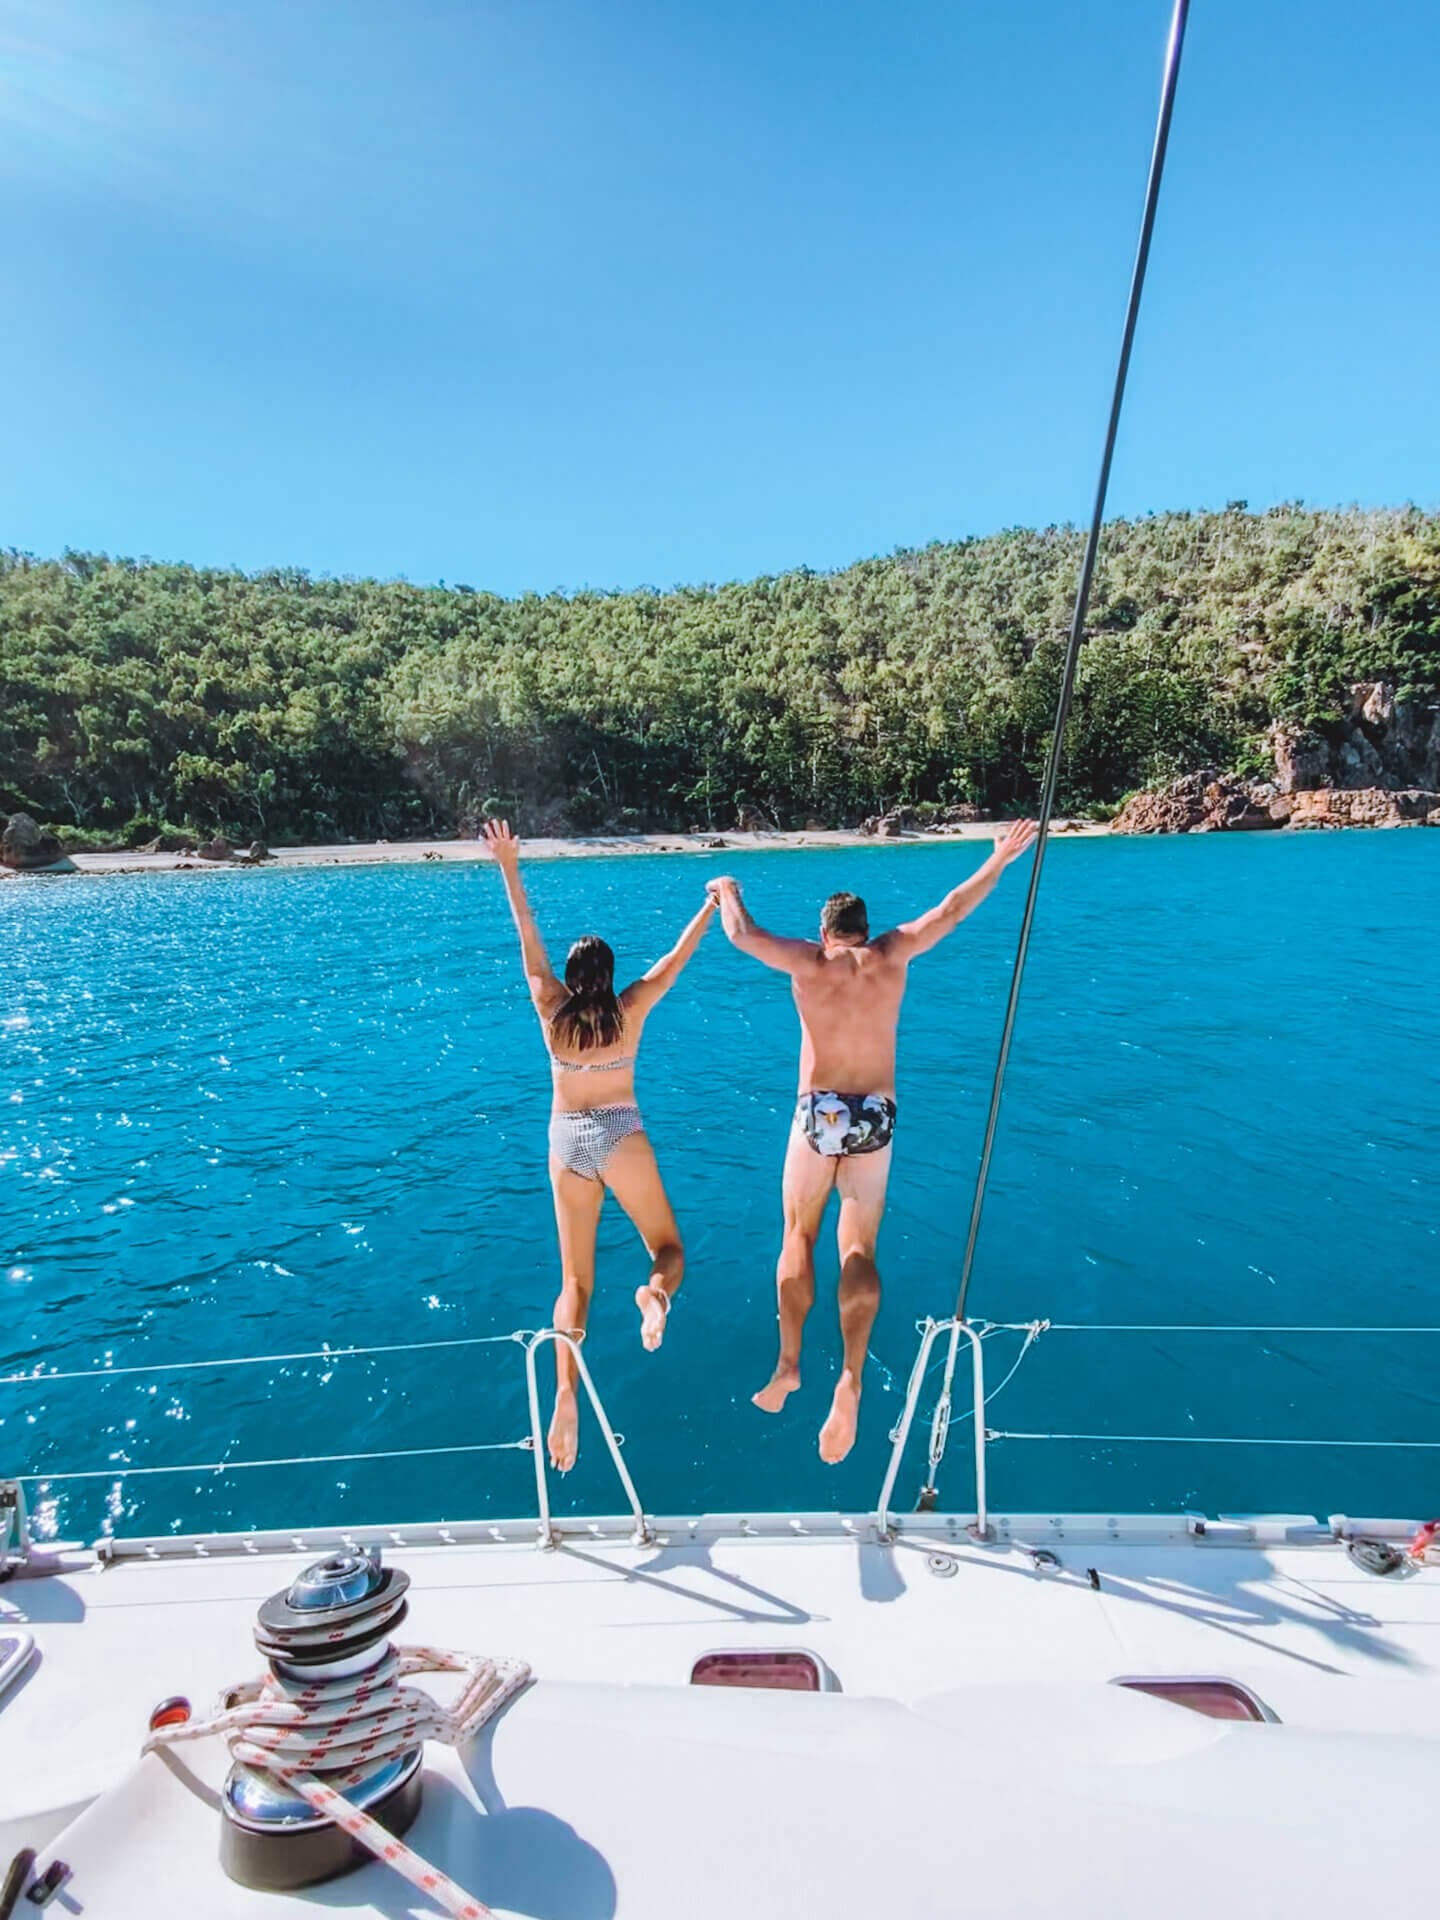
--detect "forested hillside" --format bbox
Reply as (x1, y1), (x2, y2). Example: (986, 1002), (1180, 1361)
(2, 504), (1437, 844)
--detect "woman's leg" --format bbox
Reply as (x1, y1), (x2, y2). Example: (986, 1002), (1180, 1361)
(548, 1158), (605, 1471)
(600, 1130), (684, 1352)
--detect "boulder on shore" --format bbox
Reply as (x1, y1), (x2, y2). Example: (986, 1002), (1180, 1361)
(861, 807), (914, 838)
(1110, 771), (1279, 835)
(1, 812), (75, 871)
(197, 836), (235, 861)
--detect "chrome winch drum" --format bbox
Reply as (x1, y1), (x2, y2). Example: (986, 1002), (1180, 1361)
(220, 1547), (425, 1892)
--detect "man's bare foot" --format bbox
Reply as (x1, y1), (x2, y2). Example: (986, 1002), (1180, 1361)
(752, 1364), (800, 1414)
(548, 1386), (578, 1472)
(635, 1284), (669, 1352)
(818, 1370), (861, 1464)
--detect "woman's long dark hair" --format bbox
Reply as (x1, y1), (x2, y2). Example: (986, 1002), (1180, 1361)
(550, 935), (624, 1053)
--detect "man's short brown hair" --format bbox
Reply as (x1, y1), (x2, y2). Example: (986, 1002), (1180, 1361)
(820, 891), (869, 942)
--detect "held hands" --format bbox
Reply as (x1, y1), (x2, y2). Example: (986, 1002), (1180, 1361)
(994, 818), (1039, 865)
(705, 875), (740, 904)
(481, 818), (521, 867)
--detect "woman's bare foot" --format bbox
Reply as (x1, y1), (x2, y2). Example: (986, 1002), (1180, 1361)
(752, 1363), (800, 1414)
(548, 1386), (579, 1471)
(635, 1284), (670, 1352)
(818, 1370), (861, 1463)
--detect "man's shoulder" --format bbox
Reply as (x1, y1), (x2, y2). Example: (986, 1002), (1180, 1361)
(864, 931), (910, 966)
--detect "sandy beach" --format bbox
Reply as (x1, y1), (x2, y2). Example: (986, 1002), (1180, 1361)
(37, 820), (1107, 878)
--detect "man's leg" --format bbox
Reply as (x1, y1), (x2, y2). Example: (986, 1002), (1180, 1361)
(818, 1145), (892, 1464)
(753, 1124), (836, 1413)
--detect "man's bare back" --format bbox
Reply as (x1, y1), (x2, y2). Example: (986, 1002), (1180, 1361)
(789, 937), (909, 1096)
(708, 819), (1038, 1464)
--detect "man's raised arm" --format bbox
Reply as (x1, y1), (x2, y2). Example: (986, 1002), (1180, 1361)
(705, 876), (816, 974)
(887, 819), (1038, 959)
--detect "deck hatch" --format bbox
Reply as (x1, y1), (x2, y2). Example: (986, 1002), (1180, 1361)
(1116, 1677), (1270, 1721)
(690, 1652), (823, 1692)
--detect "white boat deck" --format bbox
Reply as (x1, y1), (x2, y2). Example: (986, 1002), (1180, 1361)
(3, 1510), (1439, 1915)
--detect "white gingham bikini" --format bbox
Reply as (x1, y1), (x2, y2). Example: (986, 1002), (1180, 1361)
(547, 1048), (643, 1180)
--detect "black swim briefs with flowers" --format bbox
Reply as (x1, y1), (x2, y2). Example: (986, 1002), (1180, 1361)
(795, 1090), (897, 1158)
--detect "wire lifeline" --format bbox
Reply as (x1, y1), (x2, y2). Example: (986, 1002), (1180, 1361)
(991, 1323), (1440, 1335)
(990, 1431), (1440, 1450)
(0, 1331), (529, 1388)
(20, 1438), (532, 1484)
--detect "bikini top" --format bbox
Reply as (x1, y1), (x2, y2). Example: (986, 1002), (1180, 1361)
(548, 1048), (637, 1075)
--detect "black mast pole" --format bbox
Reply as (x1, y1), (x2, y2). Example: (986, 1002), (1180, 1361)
(952, 0), (1192, 1329)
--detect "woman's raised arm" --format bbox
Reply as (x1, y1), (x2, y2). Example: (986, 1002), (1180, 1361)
(624, 894), (717, 1011)
(482, 820), (562, 1012)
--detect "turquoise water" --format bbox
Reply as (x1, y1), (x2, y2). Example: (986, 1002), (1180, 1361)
(3, 835), (1437, 1542)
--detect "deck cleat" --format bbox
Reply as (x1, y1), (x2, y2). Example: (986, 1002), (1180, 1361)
(1346, 1538), (1420, 1581)
(220, 1548), (424, 1893)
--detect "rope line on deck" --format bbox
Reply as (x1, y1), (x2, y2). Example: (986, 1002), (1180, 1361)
(19, 1438), (531, 1484)
(0, 1330), (528, 1388)
(991, 1431), (1440, 1450)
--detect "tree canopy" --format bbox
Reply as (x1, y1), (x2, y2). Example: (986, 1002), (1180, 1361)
(3, 504), (1437, 844)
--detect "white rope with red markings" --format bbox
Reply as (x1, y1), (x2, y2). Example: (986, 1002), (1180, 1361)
(144, 1643), (531, 1920)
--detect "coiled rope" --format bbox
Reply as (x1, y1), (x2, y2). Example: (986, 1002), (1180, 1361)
(145, 1642), (531, 1920)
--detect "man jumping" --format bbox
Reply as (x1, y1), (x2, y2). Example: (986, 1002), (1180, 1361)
(706, 819), (1037, 1463)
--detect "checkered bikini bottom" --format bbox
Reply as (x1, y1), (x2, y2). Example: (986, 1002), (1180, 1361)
(548, 1104), (645, 1181)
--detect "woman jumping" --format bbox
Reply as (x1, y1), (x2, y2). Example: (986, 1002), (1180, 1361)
(483, 819), (715, 1471)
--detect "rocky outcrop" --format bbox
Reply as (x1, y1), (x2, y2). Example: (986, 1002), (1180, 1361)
(1274, 787), (1440, 829)
(1270, 682), (1440, 794)
(1, 813), (74, 871)
(197, 836), (235, 861)
(1112, 770), (1440, 833)
(1110, 771), (1279, 835)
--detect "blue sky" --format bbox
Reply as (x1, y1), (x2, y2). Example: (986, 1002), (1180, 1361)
(2, 1), (1436, 594)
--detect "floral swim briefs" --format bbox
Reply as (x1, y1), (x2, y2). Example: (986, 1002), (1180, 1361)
(795, 1090), (897, 1158)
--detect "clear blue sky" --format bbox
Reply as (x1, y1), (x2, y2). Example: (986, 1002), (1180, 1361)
(2, 1), (1435, 594)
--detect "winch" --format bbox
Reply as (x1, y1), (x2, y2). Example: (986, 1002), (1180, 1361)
(142, 1544), (530, 1914)
(220, 1546), (423, 1891)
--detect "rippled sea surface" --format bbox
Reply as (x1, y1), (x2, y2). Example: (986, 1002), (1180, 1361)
(3, 834), (1437, 1543)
